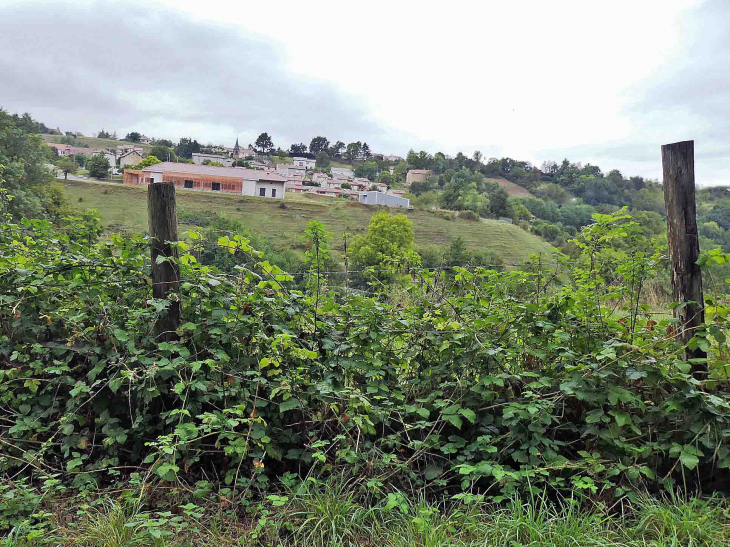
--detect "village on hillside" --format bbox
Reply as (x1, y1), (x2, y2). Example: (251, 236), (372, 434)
(47, 135), (416, 209)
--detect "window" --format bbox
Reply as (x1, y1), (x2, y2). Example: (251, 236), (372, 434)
(259, 188), (266, 197)
(271, 188), (277, 198)
(212, 182), (221, 191)
(184, 180), (194, 189)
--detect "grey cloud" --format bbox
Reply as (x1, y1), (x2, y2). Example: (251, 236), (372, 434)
(0, 1), (386, 146)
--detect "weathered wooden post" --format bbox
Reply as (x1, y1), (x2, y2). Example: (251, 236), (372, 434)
(148, 182), (181, 341)
(661, 140), (706, 377)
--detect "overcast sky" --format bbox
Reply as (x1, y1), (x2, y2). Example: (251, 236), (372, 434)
(1, 0), (727, 184)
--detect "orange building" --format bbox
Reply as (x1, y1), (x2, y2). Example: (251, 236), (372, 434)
(123, 162), (286, 199)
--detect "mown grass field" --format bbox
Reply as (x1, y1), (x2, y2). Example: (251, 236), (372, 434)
(62, 179), (554, 264)
(43, 134), (153, 153)
(486, 176), (534, 197)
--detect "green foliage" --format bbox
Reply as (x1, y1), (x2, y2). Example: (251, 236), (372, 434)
(354, 161), (378, 181)
(315, 151), (330, 169)
(149, 145), (175, 163)
(125, 132), (141, 142)
(86, 154), (111, 178)
(309, 136), (330, 156)
(255, 132), (274, 154)
(55, 157), (77, 179)
(2, 208), (730, 517)
(175, 137), (201, 159)
(133, 155), (162, 170)
(349, 210), (420, 279)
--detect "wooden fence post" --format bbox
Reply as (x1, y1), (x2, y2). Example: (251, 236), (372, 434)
(661, 140), (706, 377)
(148, 182), (181, 341)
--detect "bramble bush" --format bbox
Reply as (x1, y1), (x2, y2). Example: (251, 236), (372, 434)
(2, 208), (730, 519)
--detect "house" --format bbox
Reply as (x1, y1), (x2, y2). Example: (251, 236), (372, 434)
(292, 157), (316, 169)
(119, 149), (143, 167)
(276, 164), (306, 177)
(383, 155), (404, 162)
(331, 167), (354, 180)
(139, 135), (152, 144)
(312, 172), (330, 184)
(406, 169), (431, 185)
(46, 143), (97, 157)
(312, 187), (360, 199)
(192, 152), (234, 167)
(387, 189), (406, 196)
(117, 144), (144, 154)
(370, 182), (388, 192)
(123, 162), (286, 199)
(286, 183), (311, 194)
(359, 191), (410, 209)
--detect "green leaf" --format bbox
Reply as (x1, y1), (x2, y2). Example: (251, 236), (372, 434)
(279, 398), (300, 413)
(62, 423), (74, 435)
(613, 411), (631, 427)
(458, 408), (477, 424)
(416, 408), (430, 419)
(444, 415), (463, 429)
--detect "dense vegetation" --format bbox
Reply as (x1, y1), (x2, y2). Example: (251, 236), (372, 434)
(5, 108), (730, 544)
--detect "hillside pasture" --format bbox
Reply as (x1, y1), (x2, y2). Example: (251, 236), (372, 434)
(62, 179), (554, 264)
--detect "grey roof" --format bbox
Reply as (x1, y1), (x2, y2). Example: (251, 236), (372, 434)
(142, 162), (286, 182)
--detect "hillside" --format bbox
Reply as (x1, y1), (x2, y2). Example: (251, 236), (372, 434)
(486, 176), (533, 197)
(43, 134), (153, 153)
(62, 179), (554, 265)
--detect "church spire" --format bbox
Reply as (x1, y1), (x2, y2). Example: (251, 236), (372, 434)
(233, 135), (240, 157)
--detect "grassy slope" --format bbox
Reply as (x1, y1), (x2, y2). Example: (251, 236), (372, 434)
(62, 179), (554, 264)
(43, 134), (153, 154)
(486, 176), (533, 197)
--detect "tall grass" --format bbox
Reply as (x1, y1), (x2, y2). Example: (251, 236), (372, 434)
(15, 480), (729, 546)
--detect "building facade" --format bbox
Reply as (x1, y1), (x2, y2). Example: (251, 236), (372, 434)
(406, 169), (431, 185)
(359, 191), (410, 208)
(192, 152), (234, 167)
(123, 162), (286, 199)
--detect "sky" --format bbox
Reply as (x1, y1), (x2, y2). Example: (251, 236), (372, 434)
(1, 0), (728, 184)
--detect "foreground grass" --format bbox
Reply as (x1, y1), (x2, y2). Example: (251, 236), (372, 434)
(4, 477), (729, 546)
(61, 179), (554, 265)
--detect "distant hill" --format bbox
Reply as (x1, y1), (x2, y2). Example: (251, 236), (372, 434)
(62, 179), (554, 266)
(485, 176), (533, 197)
(43, 134), (153, 153)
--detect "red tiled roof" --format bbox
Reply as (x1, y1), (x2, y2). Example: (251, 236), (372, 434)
(142, 162), (286, 182)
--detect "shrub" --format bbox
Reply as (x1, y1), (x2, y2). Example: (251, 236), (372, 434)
(457, 210), (480, 221)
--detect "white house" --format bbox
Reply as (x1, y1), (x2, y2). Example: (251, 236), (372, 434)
(192, 152), (234, 167)
(359, 191), (410, 208)
(331, 167), (354, 180)
(292, 157), (316, 169)
(276, 163), (306, 177)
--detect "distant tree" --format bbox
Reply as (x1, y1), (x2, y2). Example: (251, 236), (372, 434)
(97, 129), (111, 139)
(154, 138), (173, 148)
(472, 151), (483, 165)
(378, 171), (394, 185)
(150, 145), (176, 162)
(232, 159), (251, 167)
(489, 187), (511, 217)
(134, 155), (162, 170)
(345, 141), (362, 162)
(73, 153), (86, 168)
(340, 182), (352, 189)
(125, 132), (141, 142)
(86, 154), (111, 179)
(309, 136), (330, 156)
(56, 157), (77, 180)
(110, 131), (118, 140)
(329, 140), (345, 158)
(362, 142), (371, 159)
(175, 138), (201, 159)
(255, 132), (274, 154)
(290, 143), (308, 155)
(315, 151), (331, 169)
(208, 161), (225, 167)
(350, 211), (421, 277)
(355, 161), (378, 181)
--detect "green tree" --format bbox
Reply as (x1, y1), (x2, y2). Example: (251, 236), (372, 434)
(149, 145), (176, 162)
(329, 140), (345, 158)
(350, 211), (420, 277)
(255, 132), (274, 154)
(309, 136), (330, 155)
(86, 154), (111, 178)
(125, 132), (141, 142)
(315, 151), (330, 169)
(97, 129), (111, 138)
(345, 141), (362, 162)
(354, 161), (378, 181)
(362, 142), (371, 159)
(290, 143), (308, 155)
(57, 157), (77, 180)
(155, 138), (173, 147)
(175, 138), (201, 159)
(73, 153), (86, 168)
(134, 155), (162, 170)
(378, 171), (394, 185)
